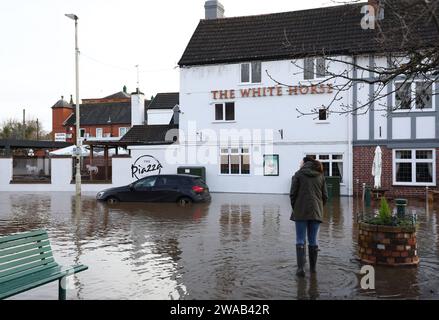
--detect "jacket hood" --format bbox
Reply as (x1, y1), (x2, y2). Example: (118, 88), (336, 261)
(300, 161), (322, 177)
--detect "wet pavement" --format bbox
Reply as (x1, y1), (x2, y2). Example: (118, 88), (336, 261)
(0, 192), (438, 300)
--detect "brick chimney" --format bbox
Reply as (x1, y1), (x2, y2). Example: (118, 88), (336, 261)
(205, 0), (224, 20)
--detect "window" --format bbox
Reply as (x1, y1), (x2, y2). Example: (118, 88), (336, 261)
(306, 154), (343, 182)
(135, 176), (157, 189)
(96, 128), (103, 138)
(215, 102), (235, 121)
(156, 176), (180, 186)
(119, 127), (129, 137)
(304, 57), (328, 80)
(395, 80), (434, 111)
(220, 147), (250, 175)
(79, 129), (85, 138)
(394, 149), (435, 185)
(318, 109), (328, 121)
(241, 62), (261, 83)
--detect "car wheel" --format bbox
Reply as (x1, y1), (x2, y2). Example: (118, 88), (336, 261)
(106, 197), (119, 204)
(177, 197), (193, 206)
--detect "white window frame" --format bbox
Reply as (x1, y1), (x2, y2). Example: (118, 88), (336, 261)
(240, 61), (262, 84)
(392, 149), (436, 186)
(304, 57), (330, 80)
(393, 80), (435, 112)
(219, 147), (251, 176)
(119, 127), (129, 137)
(214, 102), (235, 122)
(96, 128), (103, 138)
(305, 153), (344, 183)
(315, 108), (330, 124)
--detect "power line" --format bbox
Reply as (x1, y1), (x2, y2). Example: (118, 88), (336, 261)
(80, 52), (179, 73)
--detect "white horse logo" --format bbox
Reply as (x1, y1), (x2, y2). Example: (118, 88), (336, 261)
(26, 165), (39, 175)
(86, 164), (99, 175)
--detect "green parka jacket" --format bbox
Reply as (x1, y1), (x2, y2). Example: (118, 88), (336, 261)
(289, 161), (328, 222)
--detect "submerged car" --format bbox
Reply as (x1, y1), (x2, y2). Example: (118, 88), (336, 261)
(96, 174), (211, 205)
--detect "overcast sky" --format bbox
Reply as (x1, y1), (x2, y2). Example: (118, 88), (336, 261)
(0, 0), (342, 132)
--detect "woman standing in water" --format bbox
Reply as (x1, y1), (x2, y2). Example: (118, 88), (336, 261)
(290, 157), (328, 277)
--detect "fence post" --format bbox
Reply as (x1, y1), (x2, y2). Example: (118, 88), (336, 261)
(426, 186), (429, 215)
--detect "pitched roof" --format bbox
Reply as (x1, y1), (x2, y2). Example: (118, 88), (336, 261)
(0, 139), (72, 149)
(120, 124), (179, 144)
(52, 97), (72, 109)
(179, 0), (439, 66)
(104, 91), (131, 99)
(147, 93), (179, 110)
(64, 100), (151, 126)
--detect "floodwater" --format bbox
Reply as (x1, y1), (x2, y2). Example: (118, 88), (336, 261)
(0, 192), (438, 300)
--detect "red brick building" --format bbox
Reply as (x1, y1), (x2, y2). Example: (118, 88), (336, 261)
(51, 87), (150, 143)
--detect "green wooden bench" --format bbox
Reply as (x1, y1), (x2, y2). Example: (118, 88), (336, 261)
(0, 229), (88, 300)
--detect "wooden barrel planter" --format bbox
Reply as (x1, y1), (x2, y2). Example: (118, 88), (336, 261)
(358, 222), (419, 267)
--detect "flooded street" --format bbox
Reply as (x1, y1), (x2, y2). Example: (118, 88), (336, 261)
(0, 192), (438, 300)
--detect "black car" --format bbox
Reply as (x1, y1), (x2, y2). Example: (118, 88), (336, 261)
(96, 174), (211, 205)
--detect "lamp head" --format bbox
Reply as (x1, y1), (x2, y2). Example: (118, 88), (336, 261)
(65, 14), (78, 21)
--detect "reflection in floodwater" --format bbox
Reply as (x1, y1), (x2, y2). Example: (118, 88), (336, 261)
(0, 192), (438, 300)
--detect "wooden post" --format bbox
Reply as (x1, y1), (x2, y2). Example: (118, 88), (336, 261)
(104, 146), (109, 182)
(90, 144), (94, 181)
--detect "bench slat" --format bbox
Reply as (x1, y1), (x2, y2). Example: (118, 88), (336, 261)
(0, 251), (53, 272)
(0, 240), (50, 257)
(0, 255), (55, 278)
(0, 234), (49, 250)
(0, 246), (53, 265)
(0, 264), (88, 300)
(0, 230), (47, 244)
(0, 261), (58, 284)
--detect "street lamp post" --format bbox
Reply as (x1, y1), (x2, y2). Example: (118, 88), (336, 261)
(65, 13), (81, 197)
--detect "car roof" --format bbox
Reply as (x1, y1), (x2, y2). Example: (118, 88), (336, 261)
(141, 174), (201, 179)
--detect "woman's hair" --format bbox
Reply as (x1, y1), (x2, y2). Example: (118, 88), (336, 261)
(303, 156), (315, 163)
(313, 160), (324, 174)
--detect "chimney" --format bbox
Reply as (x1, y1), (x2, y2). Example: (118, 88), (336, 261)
(131, 89), (145, 126)
(123, 85), (127, 93)
(205, 0), (224, 20)
(368, 0), (384, 20)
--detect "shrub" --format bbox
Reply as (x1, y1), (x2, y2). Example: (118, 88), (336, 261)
(378, 197), (392, 225)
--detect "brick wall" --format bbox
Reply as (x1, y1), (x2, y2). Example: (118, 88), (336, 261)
(353, 145), (439, 198)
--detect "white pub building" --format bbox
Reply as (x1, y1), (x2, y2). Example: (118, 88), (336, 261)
(1, 0), (437, 197)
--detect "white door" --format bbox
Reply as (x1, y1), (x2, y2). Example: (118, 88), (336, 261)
(96, 128), (103, 138)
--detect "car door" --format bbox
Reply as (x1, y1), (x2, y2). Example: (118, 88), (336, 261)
(152, 176), (182, 202)
(131, 176), (158, 202)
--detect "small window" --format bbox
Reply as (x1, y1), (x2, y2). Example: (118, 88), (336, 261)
(214, 103), (235, 121)
(304, 58), (315, 80)
(119, 127), (129, 137)
(251, 62), (262, 83)
(315, 57), (327, 78)
(225, 103), (235, 121)
(215, 104), (224, 121)
(304, 57), (328, 80)
(79, 129), (86, 138)
(96, 128), (103, 138)
(415, 82), (432, 109)
(241, 63), (250, 83)
(395, 82), (412, 110)
(241, 62), (261, 83)
(318, 109), (328, 121)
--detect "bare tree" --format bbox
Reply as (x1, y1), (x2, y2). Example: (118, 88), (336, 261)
(267, 0), (439, 118)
